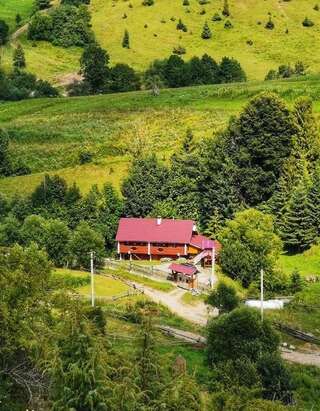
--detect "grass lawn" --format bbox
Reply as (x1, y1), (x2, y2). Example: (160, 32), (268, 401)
(108, 268), (175, 293)
(278, 245), (320, 278)
(54, 268), (129, 297)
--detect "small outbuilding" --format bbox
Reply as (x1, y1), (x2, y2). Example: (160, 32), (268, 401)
(168, 263), (199, 289)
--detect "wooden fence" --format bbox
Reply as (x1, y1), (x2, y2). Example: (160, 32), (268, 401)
(274, 322), (320, 345)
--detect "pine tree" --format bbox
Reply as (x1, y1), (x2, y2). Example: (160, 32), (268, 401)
(13, 44), (26, 68)
(15, 14), (22, 27)
(281, 172), (317, 253)
(122, 29), (130, 48)
(293, 96), (320, 161)
(204, 208), (223, 239)
(308, 167), (320, 236)
(201, 21), (212, 39)
(222, 0), (230, 17)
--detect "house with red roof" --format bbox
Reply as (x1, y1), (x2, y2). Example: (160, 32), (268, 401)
(115, 217), (220, 263)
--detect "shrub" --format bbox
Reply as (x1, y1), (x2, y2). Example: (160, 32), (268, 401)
(173, 45), (186, 55)
(79, 150), (93, 164)
(302, 17), (314, 27)
(176, 18), (187, 32)
(224, 19), (233, 29)
(122, 29), (130, 48)
(201, 21), (212, 39)
(265, 16), (275, 30)
(183, 0), (190, 5)
(0, 20), (10, 45)
(206, 307), (280, 365)
(142, 0), (154, 5)
(206, 282), (240, 313)
(212, 12), (222, 21)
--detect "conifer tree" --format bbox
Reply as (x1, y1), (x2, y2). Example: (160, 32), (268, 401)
(281, 172), (317, 252)
(293, 96), (320, 161)
(13, 44), (26, 68)
(122, 29), (130, 49)
(309, 167), (320, 236)
(222, 0), (230, 17)
(201, 21), (212, 39)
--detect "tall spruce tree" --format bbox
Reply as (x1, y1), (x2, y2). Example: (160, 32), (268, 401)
(201, 21), (212, 39)
(224, 92), (297, 206)
(222, 0), (230, 16)
(309, 166), (320, 236)
(293, 96), (320, 162)
(122, 29), (130, 48)
(13, 44), (26, 68)
(122, 155), (169, 217)
(281, 170), (317, 252)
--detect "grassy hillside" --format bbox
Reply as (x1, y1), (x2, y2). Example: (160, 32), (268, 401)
(2, 0), (320, 82)
(0, 0), (34, 29)
(1, 76), (320, 197)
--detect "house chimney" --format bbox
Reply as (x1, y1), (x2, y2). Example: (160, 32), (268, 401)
(157, 217), (162, 226)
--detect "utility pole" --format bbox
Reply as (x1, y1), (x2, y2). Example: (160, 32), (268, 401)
(211, 245), (215, 289)
(90, 251), (95, 307)
(260, 268), (264, 322)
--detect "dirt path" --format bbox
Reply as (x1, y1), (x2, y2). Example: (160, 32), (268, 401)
(281, 348), (320, 367)
(141, 286), (215, 326)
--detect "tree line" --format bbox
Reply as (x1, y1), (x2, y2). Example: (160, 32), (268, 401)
(69, 42), (246, 96)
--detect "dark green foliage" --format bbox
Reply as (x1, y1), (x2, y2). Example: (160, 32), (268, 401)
(302, 17), (314, 27)
(218, 56), (246, 83)
(154, 130), (200, 220)
(0, 129), (11, 176)
(265, 62), (306, 81)
(28, 5), (93, 47)
(80, 43), (110, 93)
(145, 54), (244, 88)
(122, 29), (130, 48)
(50, 313), (109, 410)
(176, 18), (188, 32)
(0, 215), (21, 246)
(27, 13), (53, 41)
(265, 16), (275, 30)
(32, 174), (68, 209)
(309, 167), (320, 236)
(257, 354), (294, 405)
(206, 307), (280, 365)
(290, 270), (304, 293)
(61, 0), (90, 5)
(163, 54), (190, 87)
(224, 92), (296, 205)
(219, 209), (282, 288)
(173, 45), (186, 55)
(110, 63), (141, 92)
(13, 44), (26, 69)
(142, 0), (154, 5)
(35, 0), (51, 10)
(0, 20), (9, 45)
(212, 12), (222, 21)
(222, 0), (230, 17)
(69, 221), (105, 268)
(224, 19), (233, 29)
(281, 175), (317, 253)
(122, 155), (169, 216)
(206, 282), (240, 313)
(15, 14), (22, 27)
(183, 0), (190, 5)
(45, 219), (71, 266)
(197, 135), (240, 227)
(201, 21), (212, 39)
(314, 4), (320, 11)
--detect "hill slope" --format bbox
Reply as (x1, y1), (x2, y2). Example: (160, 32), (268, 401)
(1, 0), (320, 82)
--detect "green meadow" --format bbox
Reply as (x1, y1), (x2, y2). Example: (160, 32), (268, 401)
(2, 0), (320, 82)
(1, 76), (320, 197)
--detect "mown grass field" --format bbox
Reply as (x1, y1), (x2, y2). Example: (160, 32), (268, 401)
(2, 0), (320, 82)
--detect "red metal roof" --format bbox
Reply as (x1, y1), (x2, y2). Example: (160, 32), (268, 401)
(116, 218), (195, 244)
(169, 263), (198, 276)
(190, 234), (221, 251)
